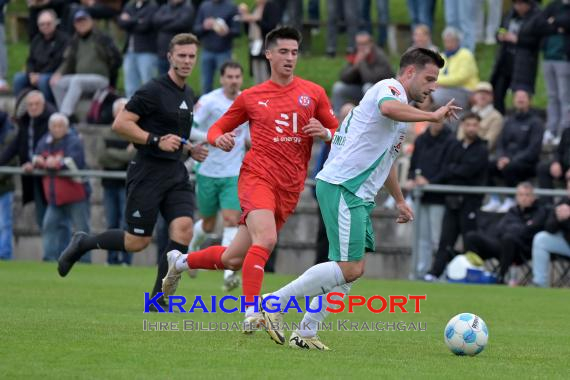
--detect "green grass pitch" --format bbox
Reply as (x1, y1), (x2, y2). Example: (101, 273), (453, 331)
(1, 261), (568, 379)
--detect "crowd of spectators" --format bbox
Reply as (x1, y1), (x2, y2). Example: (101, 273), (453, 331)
(0, 0), (568, 287)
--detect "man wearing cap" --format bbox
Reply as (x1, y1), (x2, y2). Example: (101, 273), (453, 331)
(49, 9), (122, 122)
(458, 81), (503, 156)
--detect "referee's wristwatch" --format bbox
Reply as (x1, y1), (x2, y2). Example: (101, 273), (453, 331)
(147, 133), (161, 147)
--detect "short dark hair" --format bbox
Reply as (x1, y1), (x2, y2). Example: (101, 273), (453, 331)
(399, 47), (445, 73)
(220, 61), (243, 76)
(168, 33), (200, 53)
(460, 111), (481, 123)
(265, 26), (302, 50)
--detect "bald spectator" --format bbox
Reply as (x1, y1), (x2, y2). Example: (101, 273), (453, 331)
(33, 113), (91, 262)
(0, 91), (54, 228)
(13, 9), (69, 102)
(330, 31), (393, 115)
(432, 27), (479, 112)
(458, 82), (504, 156)
(483, 90), (544, 213)
(50, 9), (122, 121)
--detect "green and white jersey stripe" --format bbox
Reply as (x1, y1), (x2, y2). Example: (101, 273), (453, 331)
(317, 78), (409, 202)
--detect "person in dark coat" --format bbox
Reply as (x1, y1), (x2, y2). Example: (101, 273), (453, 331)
(424, 112), (489, 280)
(153, 0), (195, 74)
(464, 182), (547, 284)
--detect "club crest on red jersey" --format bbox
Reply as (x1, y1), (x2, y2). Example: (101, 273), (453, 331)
(298, 95), (311, 107)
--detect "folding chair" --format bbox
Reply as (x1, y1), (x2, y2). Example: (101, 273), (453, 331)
(551, 254), (570, 288)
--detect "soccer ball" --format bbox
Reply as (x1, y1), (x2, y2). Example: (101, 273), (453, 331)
(444, 313), (488, 356)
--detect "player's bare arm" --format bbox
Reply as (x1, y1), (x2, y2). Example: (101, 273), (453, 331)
(380, 98), (461, 123)
(189, 142), (209, 162)
(302, 117), (333, 141)
(384, 165), (414, 223)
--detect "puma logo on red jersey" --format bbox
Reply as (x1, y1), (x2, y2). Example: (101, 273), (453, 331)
(258, 99), (270, 107)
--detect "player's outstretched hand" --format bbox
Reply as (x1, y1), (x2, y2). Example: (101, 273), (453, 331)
(159, 134), (182, 152)
(432, 99), (462, 123)
(190, 142), (209, 162)
(302, 118), (330, 140)
(395, 200), (414, 224)
(215, 132), (236, 152)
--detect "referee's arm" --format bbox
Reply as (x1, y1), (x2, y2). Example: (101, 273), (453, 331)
(112, 109), (151, 144)
(112, 109), (179, 151)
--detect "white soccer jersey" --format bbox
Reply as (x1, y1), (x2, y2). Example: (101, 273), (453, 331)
(193, 88), (249, 177)
(317, 78), (409, 202)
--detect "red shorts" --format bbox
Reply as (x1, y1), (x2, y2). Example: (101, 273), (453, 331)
(238, 170), (301, 231)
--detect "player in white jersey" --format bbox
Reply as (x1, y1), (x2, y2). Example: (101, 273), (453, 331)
(188, 61), (249, 291)
(261, 48), (461, 349)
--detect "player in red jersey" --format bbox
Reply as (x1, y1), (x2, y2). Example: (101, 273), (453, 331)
(161, 27), (338, 329)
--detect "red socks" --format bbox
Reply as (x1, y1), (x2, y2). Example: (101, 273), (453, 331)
(242, 245), (271, 304)
(187, 245), (226, 270)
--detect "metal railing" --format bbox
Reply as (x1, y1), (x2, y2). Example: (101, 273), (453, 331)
(410, 184), (567, 280)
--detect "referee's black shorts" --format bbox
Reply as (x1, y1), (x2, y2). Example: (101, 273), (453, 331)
(125, 153), (195, 236)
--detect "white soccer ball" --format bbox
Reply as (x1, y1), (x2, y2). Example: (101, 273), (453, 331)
(444, 313), (488, 356)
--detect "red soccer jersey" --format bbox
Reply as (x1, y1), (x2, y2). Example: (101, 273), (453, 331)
(208, 77), (338, 192)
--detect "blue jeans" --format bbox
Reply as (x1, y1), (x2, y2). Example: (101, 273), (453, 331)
(532, 231), (570, 287)
(42, 200), (91, 262)
(157, 58), (170, 76)
(200, 49), (232, 94)
(0, 192), (14, 260)
(407, 0), (435, 32)
(361, 0), (390, 47)
(103, 186), (132, 265)
(123, 52), (158, 98)
(444, 0), (476, 52)
(13, 71), (55, 103)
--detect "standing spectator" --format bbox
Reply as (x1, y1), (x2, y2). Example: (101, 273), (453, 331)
(407, 0), (436, 33)
(412, 24), (438, 52)
(50, 9), (122, 121)
(424, 113), (489, 281)
(0, 111), (16, 260)
(474, 0), (503, 45)
(238, 0), (281, 84)
(98, 98), (134, 265)
(69, 0), (123, 21)
(539, 0), (570, 143)
(33, 113), (91, 262)
(464, 182), (547, 284)
(26, 0), (70, 41)
(279, 0), (303, 32)
(325, 0), (360, 57)
(482, 90), (544, 213)
(330, 31), (393, 115)
(0, 0), (9, 91)
(0, 91), (54, 229)
(153, 0), (195, 74)
(361, 0), (390, 48)
(458, 82), (504, 155)
(532, 177), (570, 287)
(406, 118), (454, 278)
(432, 27), (479, 111)
(490, 0), (540, 114)
(537, 127), (570, 201)
(510, 0), (542, 96)
(12, 10), (69, 102)
(117, 0), (159, 98)
(444, 0), (477, 52)
(193, 0), (240, 94)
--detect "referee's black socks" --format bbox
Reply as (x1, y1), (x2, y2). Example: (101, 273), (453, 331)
(151, 240), (188, 297)
(79, 230), (126, 252)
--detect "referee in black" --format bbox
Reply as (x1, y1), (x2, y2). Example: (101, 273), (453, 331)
(58, 34), (208, 307)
